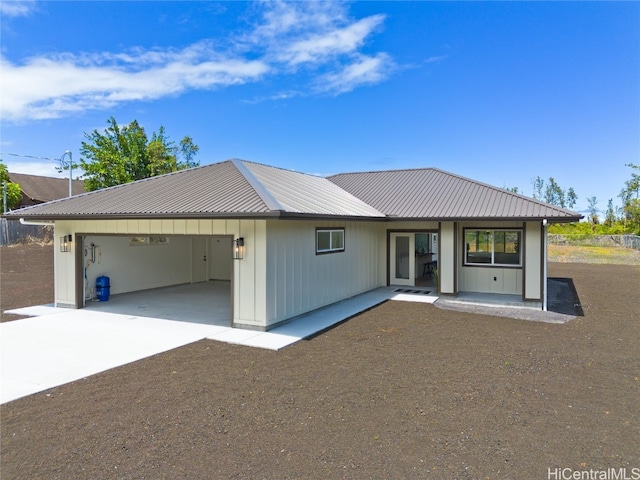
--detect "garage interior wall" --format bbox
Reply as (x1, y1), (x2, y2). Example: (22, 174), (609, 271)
(53, 219), (265, 329)
(208, 237), (232, 280)
(82, 235), (192, 296)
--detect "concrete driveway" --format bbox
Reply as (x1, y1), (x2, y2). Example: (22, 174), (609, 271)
(1, 288), (438, 404)
(0, 308), (227, 404)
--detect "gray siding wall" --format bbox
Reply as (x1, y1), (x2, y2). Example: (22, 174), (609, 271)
(264, 220), (385, 327)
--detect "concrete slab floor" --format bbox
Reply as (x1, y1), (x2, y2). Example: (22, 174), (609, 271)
(84, 281), (231, 327)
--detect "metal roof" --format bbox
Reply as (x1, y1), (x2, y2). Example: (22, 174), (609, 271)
(5, 160), (270, 219)
(4, 159), (384, 220)
(4, 161), (582, 222)
(8, 172), (86, 202)
(243, 161), (385, 217)
(328, 168), (583, 222)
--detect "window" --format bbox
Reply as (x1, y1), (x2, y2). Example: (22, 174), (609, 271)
(465, 229), (521, 266)
(316, 228), (345, 254)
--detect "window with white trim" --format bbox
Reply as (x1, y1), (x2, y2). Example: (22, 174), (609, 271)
(316, 228), (345, 254)
(464, 229), (522, 266)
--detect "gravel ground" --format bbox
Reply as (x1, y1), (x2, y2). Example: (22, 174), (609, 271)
(1, 244), (639, 479)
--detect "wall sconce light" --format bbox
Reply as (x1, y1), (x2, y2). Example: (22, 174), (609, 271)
(234, 237), (245, 260)
(60, 234), (72, 252)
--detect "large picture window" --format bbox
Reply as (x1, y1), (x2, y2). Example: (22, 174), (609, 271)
(316, 228), (345, 254)
(465, 229), (522, 266)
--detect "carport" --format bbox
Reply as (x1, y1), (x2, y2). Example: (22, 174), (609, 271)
(78, 234), (233, 326)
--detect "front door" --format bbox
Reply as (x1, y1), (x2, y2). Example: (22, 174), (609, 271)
(390, 233), (415, 286)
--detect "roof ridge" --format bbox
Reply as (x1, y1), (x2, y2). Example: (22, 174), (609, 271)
(231, 159), (284, 212)
(327, 166), (439, 178)
(9, 172), (84, 182)
(239, 158), (328, 179)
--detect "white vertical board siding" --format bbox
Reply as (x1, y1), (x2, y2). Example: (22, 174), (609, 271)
(385, 221), (439, 231)
(460, 267), (522, 295)
(53, 222), (77, 307)
(264, 220), (384, 328)
(439, 222), (456, 294)
(524, 221), (542, 300)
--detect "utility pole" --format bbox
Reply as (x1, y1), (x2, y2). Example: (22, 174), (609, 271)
(60, 150), (73, 197)
(3, 181), (7, 214)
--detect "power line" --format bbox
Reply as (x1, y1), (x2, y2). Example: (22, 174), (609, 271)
(0, 152), (63, 162)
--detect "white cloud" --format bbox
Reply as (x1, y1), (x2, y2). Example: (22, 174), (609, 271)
(277, 14), (386, 66)
(0, 0), (37, 17)
(0, 46), (269, 121)
(3, 160), (64, 178)
(1, 1), (393, 122)
(317, 53), (395, 95)
(248, 1), (348, 41)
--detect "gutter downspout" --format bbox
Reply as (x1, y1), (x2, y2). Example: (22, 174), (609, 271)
(542, 219), (548, 311)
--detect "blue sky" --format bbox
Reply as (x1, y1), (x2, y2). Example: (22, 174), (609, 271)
(1, 1), (638, 216)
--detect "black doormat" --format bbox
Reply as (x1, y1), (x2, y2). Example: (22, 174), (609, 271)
(393, 289), (432, 295)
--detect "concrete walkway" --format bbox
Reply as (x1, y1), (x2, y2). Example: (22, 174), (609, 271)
(1, 288), (437, 404)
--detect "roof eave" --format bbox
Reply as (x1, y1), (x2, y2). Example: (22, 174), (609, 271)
(3, 211), (284, 222)
(385, 215), (584, 223)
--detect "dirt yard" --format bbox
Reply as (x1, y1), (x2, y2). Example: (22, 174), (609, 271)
(0, 244), (54, 322)
(1, 244), (639, 479)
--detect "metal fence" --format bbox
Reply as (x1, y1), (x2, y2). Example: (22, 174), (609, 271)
(0, 218), (53, 246)
(548, 234), (640, 250)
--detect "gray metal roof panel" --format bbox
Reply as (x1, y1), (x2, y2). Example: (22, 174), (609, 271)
(328, 168), (582, 221)
(5, 159), (385, 220)
(242, 161), (385, 217)
(6, 160), (272, 218)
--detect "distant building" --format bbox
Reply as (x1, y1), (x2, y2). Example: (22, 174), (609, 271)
(8, 172), (85, 209)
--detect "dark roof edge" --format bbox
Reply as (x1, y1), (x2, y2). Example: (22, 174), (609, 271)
(231, 159), (283, 211)
(4, 212), (582, 223)
(385, 215), (584, 223)
(3, 212), (284, 221)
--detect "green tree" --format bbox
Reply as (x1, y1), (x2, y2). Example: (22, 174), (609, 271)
(533, 176), (577, 210)
(0, 161), (22, 212)
(604, 198), (616, 227)
(532, 176), (544, 200)
(619, 163), (640, 233)
(586, 196), (599, 225)
(566, 187), (578, 209)
(544, 177), (566, 208)
(80, 117), (200, 191)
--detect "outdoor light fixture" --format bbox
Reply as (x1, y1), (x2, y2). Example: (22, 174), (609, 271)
(60, 234), (72, 253)
(234, 237), (245, 260)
